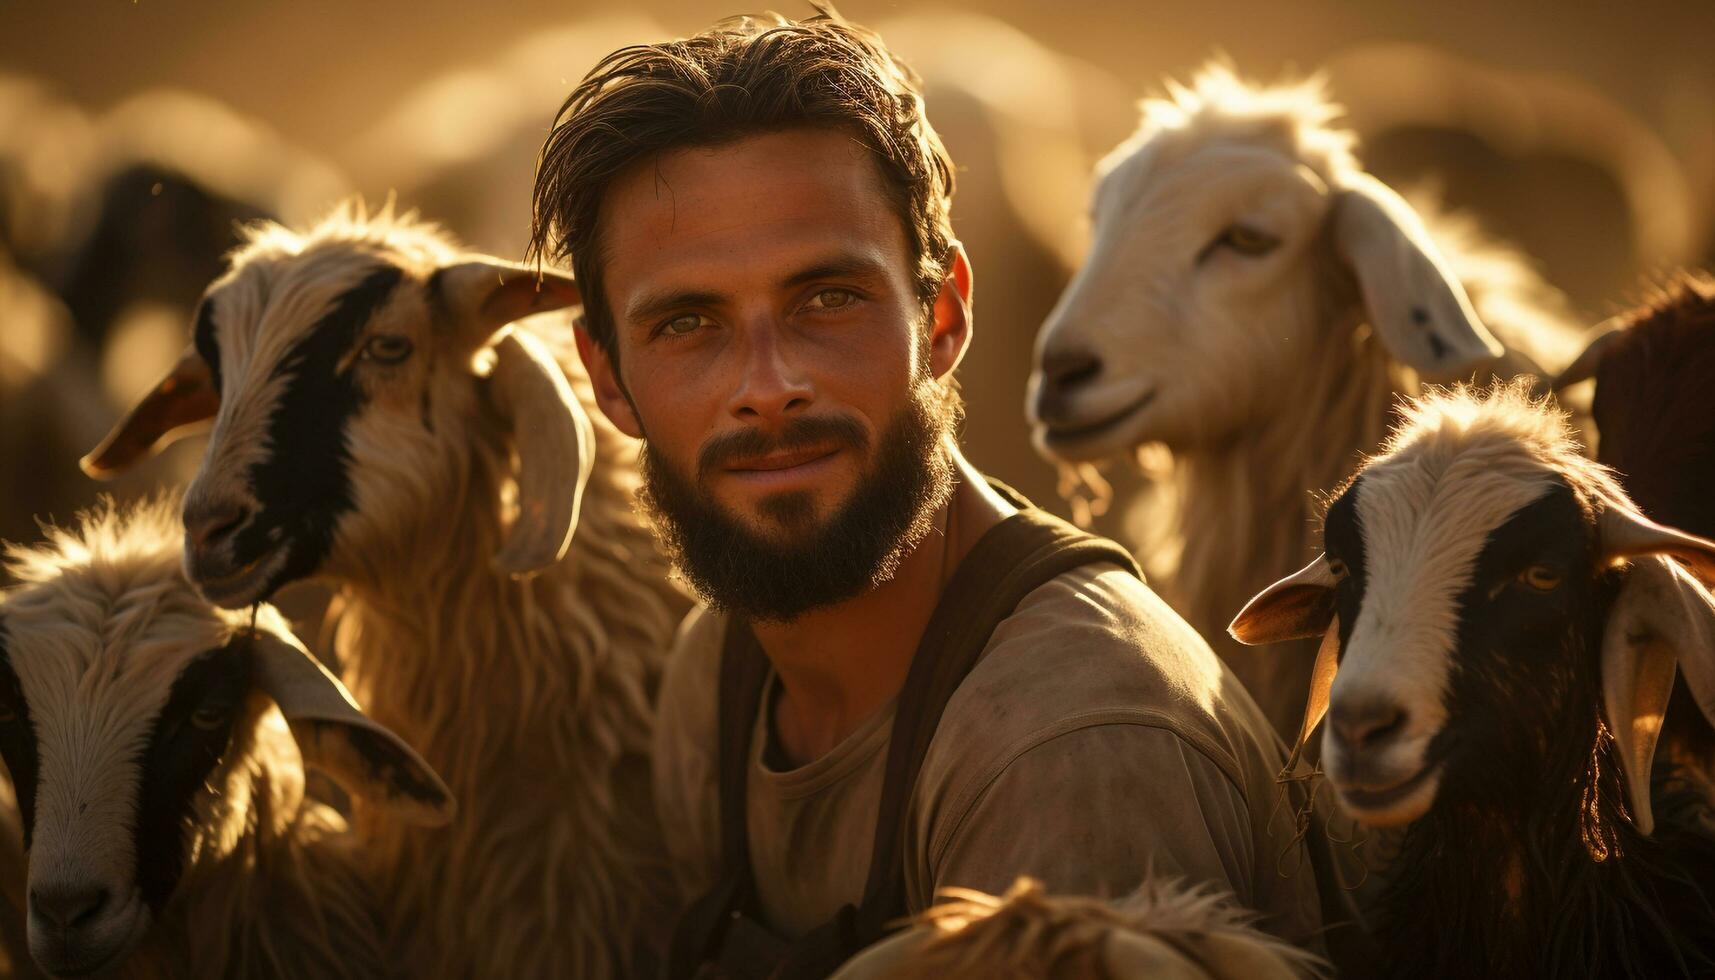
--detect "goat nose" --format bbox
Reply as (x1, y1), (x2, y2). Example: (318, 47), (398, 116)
(1329, 699), (1408, 750)
(1042, 348), (1103, 390)
(184, 501), (251, 550)
(31, 885), (110, 930)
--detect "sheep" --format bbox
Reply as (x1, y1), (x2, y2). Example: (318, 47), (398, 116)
(828, 876), (1324, 980)
(1026, 63), (1584, 736)
(1229, 382), (1715, 978)
(0, 496), (452, 979)
(81, 202), (688, 979)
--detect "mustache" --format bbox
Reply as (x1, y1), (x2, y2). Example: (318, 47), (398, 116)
(697, 414), (870, 480)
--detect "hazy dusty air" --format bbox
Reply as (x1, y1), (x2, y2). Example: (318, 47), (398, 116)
(0, 1), (1710, 542)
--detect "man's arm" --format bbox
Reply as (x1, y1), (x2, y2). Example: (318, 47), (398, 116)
(918, 723), (1269, 921)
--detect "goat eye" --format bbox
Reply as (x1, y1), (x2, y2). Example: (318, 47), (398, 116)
(361, 334), (414, 365)
(1221, 224), (1281, 256)
(0, 702), (16, 725)
(1519, 565), (1563, 592)
(1326, 557), (1350, 581)
(191, 704), (232, 731)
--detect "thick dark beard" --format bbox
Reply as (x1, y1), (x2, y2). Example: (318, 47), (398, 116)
(638, 378), (958, 623)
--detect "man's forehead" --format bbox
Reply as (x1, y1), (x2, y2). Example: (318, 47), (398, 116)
(599, 130), (909, 293)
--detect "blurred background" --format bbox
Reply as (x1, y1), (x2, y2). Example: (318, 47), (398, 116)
(2, 0), (1713, 547)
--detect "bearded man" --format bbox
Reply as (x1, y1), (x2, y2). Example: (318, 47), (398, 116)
(529, 11), (1326, 977)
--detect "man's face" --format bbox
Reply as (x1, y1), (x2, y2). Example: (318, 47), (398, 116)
(580, 127), (970, 619)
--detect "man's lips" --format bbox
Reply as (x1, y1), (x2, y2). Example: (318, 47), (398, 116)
(723, 445), (841, 473)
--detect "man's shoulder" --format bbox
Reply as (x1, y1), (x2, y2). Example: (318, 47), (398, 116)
(658, 604), (727, 743)
(926, 562), (1279, 796)
(956, 562), (1233, 723)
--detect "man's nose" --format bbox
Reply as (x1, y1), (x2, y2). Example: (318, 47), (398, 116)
(728, 326), (813, 424)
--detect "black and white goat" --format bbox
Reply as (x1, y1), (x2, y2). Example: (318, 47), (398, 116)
(1230, 383), (1715, 979)
(0, 498), (451, 978)
(80, 203), (686, 978)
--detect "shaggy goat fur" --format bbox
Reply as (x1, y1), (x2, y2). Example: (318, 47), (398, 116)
(0, 499), (392, 979)
(1579, 271), (1715, 791)
(1584, 272), (1715, 539)
(832, 876), (1325, 980)
(174, 207), (687, 978)
(1032, 65), (1583, 736)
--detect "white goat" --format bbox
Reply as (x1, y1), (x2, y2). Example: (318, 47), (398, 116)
(83, 203), (686, 978)
(830, 876), (1324, 980)
(0, 497), (451, 979)
(1028, 64), (1582, 734)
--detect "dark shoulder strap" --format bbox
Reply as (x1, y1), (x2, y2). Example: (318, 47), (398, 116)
(853, 499), (1138, 931)
(717, 620), (771, 891)
(663, 622), (777, 980)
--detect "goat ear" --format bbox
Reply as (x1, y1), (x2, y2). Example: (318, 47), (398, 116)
(483, 328), (593, 575)
(1229, 555), (1337, 645)
(80, 346), (218, 479)
(1600, 556), (1715, 836)
(1291, 616), (1342, 764)
(1331, 174), (1505, 382)
(1549, 319), (1625, 393)
(250, 624), (456, 826)
(1597, 503), (1715, 584)
(436, 258), (581, 341)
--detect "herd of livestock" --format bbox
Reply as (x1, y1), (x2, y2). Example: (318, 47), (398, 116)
(3, 24), (1715, 980)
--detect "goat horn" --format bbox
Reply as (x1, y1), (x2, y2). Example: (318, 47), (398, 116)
(485, 329), (593, 576)
(1549, 318), (1625, 393)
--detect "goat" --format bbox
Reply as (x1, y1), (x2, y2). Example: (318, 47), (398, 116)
(81, 202), (686, 978)
(0, 497), (450, 978)
(1027, 63), (1582, 736)
(1554, 270), (1715, 795)
(1230, 382), (1715, 978)
(830, 876), (1323, 980)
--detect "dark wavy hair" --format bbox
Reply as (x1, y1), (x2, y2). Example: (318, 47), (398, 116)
(527, 7), (956, 359)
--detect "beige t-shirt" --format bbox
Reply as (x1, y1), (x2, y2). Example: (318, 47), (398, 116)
(652, 564), (1323, 946)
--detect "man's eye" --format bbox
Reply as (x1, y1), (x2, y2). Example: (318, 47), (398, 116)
(807, 289), (856, 311)
(662, 314), (707, 337)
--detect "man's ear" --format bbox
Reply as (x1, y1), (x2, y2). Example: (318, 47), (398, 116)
(928, 243), (974, 381)
(574, 321), (642, 439)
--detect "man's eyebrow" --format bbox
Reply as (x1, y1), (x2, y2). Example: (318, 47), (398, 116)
(624, 288), (726, 326)
(782, 254), (890, 289)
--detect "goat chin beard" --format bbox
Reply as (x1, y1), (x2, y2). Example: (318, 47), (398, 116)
(1329, 761), (1442, 828)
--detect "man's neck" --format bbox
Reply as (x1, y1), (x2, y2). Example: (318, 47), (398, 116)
(753, 446), (1013, 766)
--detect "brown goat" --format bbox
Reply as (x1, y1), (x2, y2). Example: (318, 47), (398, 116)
(1557, 270), (1715, 783)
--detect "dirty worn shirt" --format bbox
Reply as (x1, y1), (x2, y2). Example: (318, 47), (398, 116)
(652, 564), (1323, 944)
